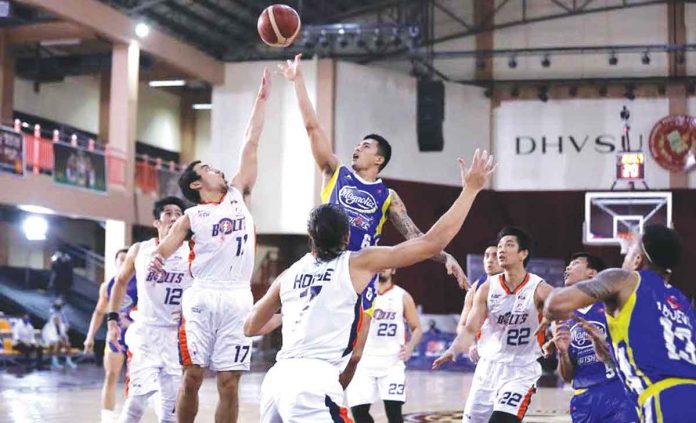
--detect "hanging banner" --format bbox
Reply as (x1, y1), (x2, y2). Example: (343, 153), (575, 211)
(0, 126), (24, 176)
(53, 143), (107, 192)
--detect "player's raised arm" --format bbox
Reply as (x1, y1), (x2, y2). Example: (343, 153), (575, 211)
(231, 68), (271, 197)
(543, 268), (635, 321)
(350, 150), (495, 293)
(387, 190), (469, 288)
(278, 53), (339, 176)
(152, 214), (190, 263)
(105, 243), (138, 351)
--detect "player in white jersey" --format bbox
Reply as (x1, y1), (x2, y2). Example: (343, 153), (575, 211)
(435, 227), (553, 423)
(107, 197), (191, 423)
(244, 150), (496, 423)
(346, 268), (422, 423)
(149, 69), (270, 423)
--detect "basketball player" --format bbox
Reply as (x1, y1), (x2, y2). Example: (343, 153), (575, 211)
(84, 248), (137, 423)
(346, 268), (422, 423)
(278, 53), (466, 287)
(454, 245), (502, 364)
(434, 226), (553, 423)
(543, 225), (696, 422)
(107, 196), (191, 423)
(552, 252), (638, 423)
(149, 69), (270, 423)
(245, 150), (495, 423)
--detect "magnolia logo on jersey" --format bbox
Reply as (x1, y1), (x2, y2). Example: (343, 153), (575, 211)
(338, 186), (378, 214)
(570, 321), (606, 350)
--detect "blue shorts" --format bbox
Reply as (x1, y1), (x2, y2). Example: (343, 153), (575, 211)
(570, 379), (639, 423)
(105, 325), (128, 354)
(642, 382), (696, 423)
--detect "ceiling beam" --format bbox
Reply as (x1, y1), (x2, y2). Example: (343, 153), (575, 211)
(7, 21), (96, 44)
(14, 0), (224, 84)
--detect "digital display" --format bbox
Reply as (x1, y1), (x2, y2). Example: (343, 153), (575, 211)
(616, 153), (645, 180)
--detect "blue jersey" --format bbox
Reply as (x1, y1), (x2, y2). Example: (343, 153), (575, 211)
(322, 165), (392, 252)
(606, 269), (696, 406)
(569, 303), (618, 390)
(107, 275), (138, 321)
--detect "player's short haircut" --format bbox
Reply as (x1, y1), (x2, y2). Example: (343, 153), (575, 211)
(363, 134), (391, 172)
(307, 203), (350, 262)
(642, 224), (682, 272)
(115, 248), (129, 260)
(153, 196), (189, 219)
(178, 160), (202, 203)
(570, 252), (606, 273)
(496, 226), (533, 266)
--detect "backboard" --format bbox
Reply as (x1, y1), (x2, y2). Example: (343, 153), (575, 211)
(584, 192), (672, 248)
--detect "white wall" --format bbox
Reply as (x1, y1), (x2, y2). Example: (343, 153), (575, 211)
(210, 60), (320, 234)
(14, 76), (182, 152)
(7, 222), (45, 269)
(194, 109), (211, 162)
(335, 61), (490, 187)
(15, 75), (101, 133)
(493, 98), (672, 190)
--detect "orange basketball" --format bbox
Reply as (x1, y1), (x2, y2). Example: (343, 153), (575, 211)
(257, 4), (301, 48)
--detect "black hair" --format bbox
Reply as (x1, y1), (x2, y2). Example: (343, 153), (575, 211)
(115, 248), (129, 260)
(153, 196), (189, 219)
(496, 226), (533, 267)
(570, 252), (606, 273)
(178, 160), (202, 203)
(642, 224), (682, 272)
(363, 134), (392, 172)
(307, 204), (350, 262)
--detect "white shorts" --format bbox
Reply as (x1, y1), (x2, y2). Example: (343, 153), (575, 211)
(346, 356), (406, 406)
(178, 285), (253, 372)
(260, 359), (350, 423)
(463, 358), (541, 423)
(124, 322), (181, 397)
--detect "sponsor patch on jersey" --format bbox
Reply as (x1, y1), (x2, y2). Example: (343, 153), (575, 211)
(338, 186), (378, 214)
(570, 320), (607, 350)
(667, 295), (682, 310)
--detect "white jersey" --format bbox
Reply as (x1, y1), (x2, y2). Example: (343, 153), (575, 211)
(363, 284), (406, 360)
(478, 273), (544, 365)
(276, 252), (361, 368)
(133, 238), (192, 327)
(185, 187), (255, 288)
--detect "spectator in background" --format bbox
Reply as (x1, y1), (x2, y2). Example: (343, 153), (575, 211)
(12, 314), (44, 372)
(42, 308), (76, 369)
(425, 319), (442, 336)
(50, 249), (74, 300)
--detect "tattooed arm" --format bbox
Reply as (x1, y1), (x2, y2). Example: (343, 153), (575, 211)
(388, 189), (469, 288)
(544, 268), (636, 321)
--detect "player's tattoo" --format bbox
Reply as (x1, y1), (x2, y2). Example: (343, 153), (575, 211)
(574, 269), (629, 301)
(388, 190), (448, 263)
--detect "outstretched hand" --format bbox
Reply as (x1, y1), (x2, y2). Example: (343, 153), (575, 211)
(459, 149), (496, 192)
(278, 53), (302, 81)
(258, 68), (271, 100)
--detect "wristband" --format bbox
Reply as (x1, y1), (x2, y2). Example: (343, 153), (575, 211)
(106, 312), (119, 322)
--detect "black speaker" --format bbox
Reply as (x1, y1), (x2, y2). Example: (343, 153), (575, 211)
(417, 79), (445, 152)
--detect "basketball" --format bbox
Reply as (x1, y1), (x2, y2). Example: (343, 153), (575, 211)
(257, 4), (301, 48)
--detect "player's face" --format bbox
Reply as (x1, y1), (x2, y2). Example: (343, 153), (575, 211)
(497, 235), (527, 269)
(483, 246), (501, 275)
(622, 239), (644, 271)
(155, 204), (184, 237)
(194, 163), (227, 194)
(564, 257), (596, 286)
(378, 268), (395, 283)
(351, 139), (383, 172)
(115, 252), (127, 269)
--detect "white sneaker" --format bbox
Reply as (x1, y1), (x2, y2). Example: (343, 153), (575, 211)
(100, 409), (116, 423)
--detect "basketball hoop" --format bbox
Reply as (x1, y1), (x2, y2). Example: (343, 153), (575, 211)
(617, 232), (637, 255)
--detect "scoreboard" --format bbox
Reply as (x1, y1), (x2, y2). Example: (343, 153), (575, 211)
(616, 152), (645, 180)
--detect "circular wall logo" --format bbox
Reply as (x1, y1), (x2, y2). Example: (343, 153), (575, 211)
(648, 115), (696, 173)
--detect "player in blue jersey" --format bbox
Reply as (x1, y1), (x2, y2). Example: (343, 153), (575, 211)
(84, 248), (138, 423)
(544, 225), (696, 423)
(551, 252), (638, 423)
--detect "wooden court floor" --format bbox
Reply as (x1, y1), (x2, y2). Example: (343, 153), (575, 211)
(0, 366), (572, 422)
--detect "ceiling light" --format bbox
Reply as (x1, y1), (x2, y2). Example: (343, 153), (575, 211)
(192, 103), (212, 110)
(135, 22), (150, 38)
(148, 80), (186, 87)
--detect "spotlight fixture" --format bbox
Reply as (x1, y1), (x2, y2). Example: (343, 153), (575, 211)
(135, 22), (150, 38)
(541, 55), (551, 68)
(608, 52), (618, 66)
(641, 51), (650, 65)
(508, 56), (517, 69)
(538, 86), (548, 102)
(337, 28), (349, 48)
